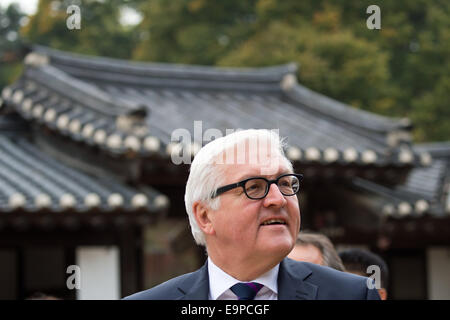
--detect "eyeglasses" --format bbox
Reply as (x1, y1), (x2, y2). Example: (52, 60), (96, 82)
(212, 173), (303, 200)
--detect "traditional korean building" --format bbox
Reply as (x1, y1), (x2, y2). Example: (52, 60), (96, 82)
(1, 45), (448, 299)
(348, 142), (450, 299)
(0, 112), (168, 299)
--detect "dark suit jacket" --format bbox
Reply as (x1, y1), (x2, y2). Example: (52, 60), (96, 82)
(124, 258), (380, 300)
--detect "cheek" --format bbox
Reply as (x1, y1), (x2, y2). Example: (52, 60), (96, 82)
(214, 202), (260, 238)
(289, 199), (301, 230)
(232, 203), (262, 239)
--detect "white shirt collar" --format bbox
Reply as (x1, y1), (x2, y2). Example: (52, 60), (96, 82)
(207, 257), (279, 300)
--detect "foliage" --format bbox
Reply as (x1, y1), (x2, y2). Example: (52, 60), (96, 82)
(218, 21), (391, 114)
(0, 3), (25, 90)
(14, 0), (450, 142)
(132, 0), (258, 64)
(21, 0), (137, 59)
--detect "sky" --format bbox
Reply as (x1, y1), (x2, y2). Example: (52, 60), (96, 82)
(1, 0), (142, 26)
(1, 0), (39, 15)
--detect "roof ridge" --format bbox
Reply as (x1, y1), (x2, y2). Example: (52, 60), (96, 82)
(33, 45), (297, 83)
(282, 76), (412, 134)
(414, 142), (450, 151)
(25, 64), (144, 117)
(353, 176), (431, 202)
(413, 142), (450, 159)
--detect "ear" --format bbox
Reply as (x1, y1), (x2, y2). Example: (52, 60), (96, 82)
(377, 288), (388, 300)
(192, 201), (215, 236)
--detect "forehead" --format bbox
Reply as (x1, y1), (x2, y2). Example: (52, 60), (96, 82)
(292, 244), (323, 261)
(215, 141), (292, 182)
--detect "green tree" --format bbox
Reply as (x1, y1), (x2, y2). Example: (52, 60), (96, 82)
(402, 2), (450, 141)
(13, 0), (450, 142)
(218, 20), (391, 114)
(132, 0), (259, 64)
(0, 3), (25, 90)
(22, 0), (137, 59)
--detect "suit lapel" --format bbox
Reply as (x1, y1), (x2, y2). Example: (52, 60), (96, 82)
(278, 258), (318, 300)
(176, 258), (318, 300)
(177, 261), (210, 300)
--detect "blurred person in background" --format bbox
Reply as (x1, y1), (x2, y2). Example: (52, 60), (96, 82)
(339, 248), (389, 300)
(288, 232), (346, 271)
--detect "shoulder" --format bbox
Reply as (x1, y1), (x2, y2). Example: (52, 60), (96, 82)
(283, 259), (380, 300)
(122, 271), (197, 300)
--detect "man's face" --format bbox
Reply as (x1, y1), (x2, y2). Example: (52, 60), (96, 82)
(207, 145), (301, 268)
(288, 244), (324, 265)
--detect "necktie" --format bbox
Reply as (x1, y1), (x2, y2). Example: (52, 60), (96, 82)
(230, 282), (263, 300)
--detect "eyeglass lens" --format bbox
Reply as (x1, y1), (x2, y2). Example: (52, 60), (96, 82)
(244, 175), (300, 199)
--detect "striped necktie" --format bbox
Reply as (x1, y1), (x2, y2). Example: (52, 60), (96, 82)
(230, 282), (264, 300)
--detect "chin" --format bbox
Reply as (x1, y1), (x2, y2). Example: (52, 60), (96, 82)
(264, 239), (294, 258)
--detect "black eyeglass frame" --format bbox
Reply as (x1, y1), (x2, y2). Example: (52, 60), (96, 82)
(212, 173), (304, 200)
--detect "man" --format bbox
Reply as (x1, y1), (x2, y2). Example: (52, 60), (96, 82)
(125, 129), (380, 300)
(288, 232), (346, 271)
(339, 248), (389, 300)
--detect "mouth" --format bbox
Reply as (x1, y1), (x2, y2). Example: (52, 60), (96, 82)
(260, 218), (287, 226)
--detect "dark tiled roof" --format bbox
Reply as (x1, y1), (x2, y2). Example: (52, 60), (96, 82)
(352, 142), (450, 218)
(0, 114), (169, 213)
(1, 45), (428, 167)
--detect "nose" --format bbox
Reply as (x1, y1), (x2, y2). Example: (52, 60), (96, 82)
(263, 183), (287, 208)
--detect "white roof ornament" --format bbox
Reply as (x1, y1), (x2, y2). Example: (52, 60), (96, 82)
(124, 135), (141, 151)
(107, 134), (123, 149)
(387, 130), (411, 147)
(22, 98), (33, 113)
(12, 90), (24, 104)
(84, 193), (101, 208)
(57, 114), (70, 130)
(399, 150), (413, 164)
(190, 142), (201, 157)
(144, 136), (160, 152)
(154, 195), (169, 208)
(166, 142), (183, 157)
(286, 146), (302, 161)
(93, 129), (107, 144)
(398, 202), (412, 216)
(9, 193), (26, 209)
(108, 193), (124, 208)
(415, 200), (429, 214)
(24, 52), (49, 67)
(324, 148), (339, 163)
(305, 147), (320, 161)
(362, 150), (377, 164)
(281, 74), (298, 91)
(420, 152), (432, 166)
(343, 148), (358, 163)
(69, 119), (81, 134)
(382, 204), (395, 216)
(82, 123), (95, 138)
(2, 87), (12, 100)
(35, 194), (52, 209)
(44, 109), (57, 123)
(60, 193), (76, 209)
(399, 117), (412, 127)
(131, 194), (148, 208)
(387, 131), (399, 148)
(32, 104), (44, 119)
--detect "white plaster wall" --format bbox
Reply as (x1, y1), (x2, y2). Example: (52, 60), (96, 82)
(75, 246), (120, 300)
(427, 247), (450, 300)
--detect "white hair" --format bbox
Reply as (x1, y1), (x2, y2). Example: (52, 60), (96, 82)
(184, 129), (292, 246)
